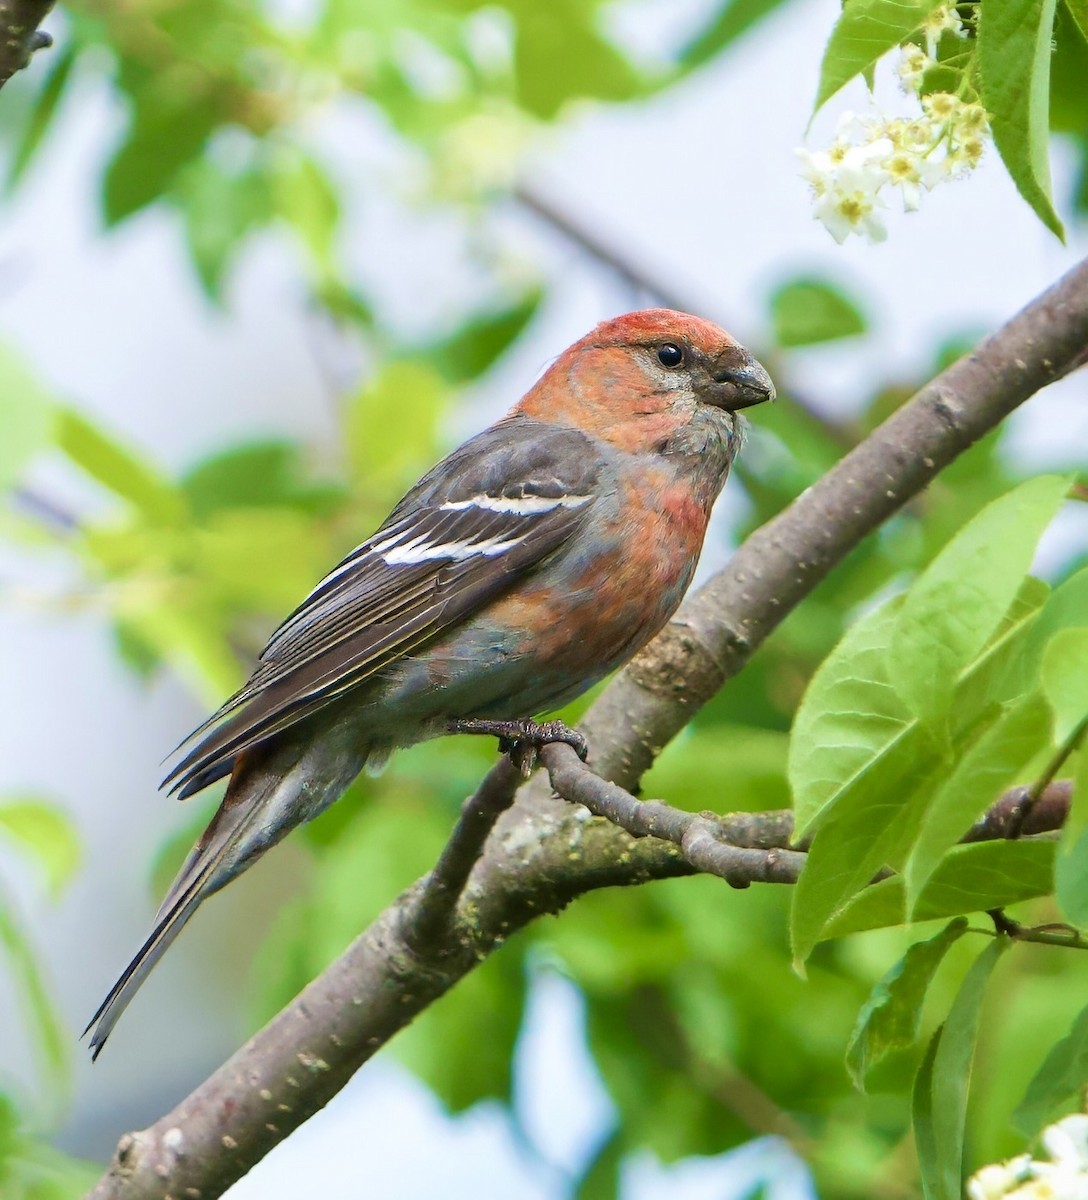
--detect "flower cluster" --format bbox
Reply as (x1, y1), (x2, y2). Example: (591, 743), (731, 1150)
(968, 1115), (1088, 1200)
(797, 7), (989, 243)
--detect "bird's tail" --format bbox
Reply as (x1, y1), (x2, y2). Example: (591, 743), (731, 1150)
(86, 732), (367, 1056)
(83, 785), (265, 1059)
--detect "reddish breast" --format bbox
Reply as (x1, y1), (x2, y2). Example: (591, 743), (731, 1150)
(488, 466), (711, 671)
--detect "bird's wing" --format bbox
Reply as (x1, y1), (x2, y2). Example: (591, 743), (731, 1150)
(163, 418), (603, 798)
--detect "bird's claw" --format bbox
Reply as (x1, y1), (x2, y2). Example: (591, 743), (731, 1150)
(448, 717), (589, 778)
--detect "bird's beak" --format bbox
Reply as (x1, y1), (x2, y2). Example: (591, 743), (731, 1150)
(707, 351), (776, 412)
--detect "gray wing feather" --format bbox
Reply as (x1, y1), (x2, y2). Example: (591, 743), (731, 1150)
(164, 418), (603, 798)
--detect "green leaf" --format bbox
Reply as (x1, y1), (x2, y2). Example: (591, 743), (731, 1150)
(1026, 565), (1088, 664)
(770, 277), (868, 347)
(103, 91), (220, 224)
(678, 0), (796, 70)
(6, 45), (75, 193)
(978, 0), (1065, 239)
(791, 739), (939, 961)
(789, 596), (911, 838)
(507, 0), (644, 117)
(912, 1030), (942, 1200)
(914, 938), (1005, 1200)
(0, 342), (56, 490)
(346, 361), (446, 506)
(424, 290), (543, 384)
(177, 159), (276, 298)
(0, 1093), (99, 1196)
(0, 890), (68, 1095)
(813, 0), (945, 113)
(574, 1131), (623, 1200)
(181, 440), (344, 521)
(903, 695), (1052, 914)
(111, 598), (243, 704)
(1041, 628), (1088, 742)
(0, 799), (80, 900)
(846, 918), (967, 1089)
(1014, 1000), (1088, 1134)
(1054, 738), (1088, 925)
(825, 840), (1055, 938)
(888, 475), (1069, 721)
(56, 408), (184, 524)
(275, 154), (340, 272)
(192, 508), (334, 613)
(1065, 0), (1088, 43)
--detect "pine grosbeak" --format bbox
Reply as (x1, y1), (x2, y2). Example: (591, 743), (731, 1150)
(87, 308), (773, 1054)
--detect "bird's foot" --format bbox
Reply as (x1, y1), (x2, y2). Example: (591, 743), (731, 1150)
(447, 718), (589, 778)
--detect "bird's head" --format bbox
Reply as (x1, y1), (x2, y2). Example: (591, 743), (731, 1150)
(516, 309), (775, 455)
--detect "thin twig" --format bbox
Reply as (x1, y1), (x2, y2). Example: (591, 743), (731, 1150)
(539, 742), (805, 886)
(406, 756), (521, 949)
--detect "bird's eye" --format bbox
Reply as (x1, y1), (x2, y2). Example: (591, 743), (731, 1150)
(656, 343), (684, 368)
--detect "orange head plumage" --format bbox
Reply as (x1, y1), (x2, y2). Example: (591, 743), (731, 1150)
(514, 308), (774, 454)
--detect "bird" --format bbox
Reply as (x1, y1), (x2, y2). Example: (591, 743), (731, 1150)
(85, 308), (774, 1056)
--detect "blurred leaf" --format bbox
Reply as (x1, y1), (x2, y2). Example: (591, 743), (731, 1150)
(275, 153), (340, 272)
(6, 45), (75, 193)
(825, 840), (1055, 938)
(0, 1092), (100, 1198)
(1041, 628), (1088, 742)
(0, 891), (68, 1097)
(574, 1130), (623, 1200)
(0, 799), (80, 901)
(56, 409), (184, 524)
(425, 289), (543, 383)
(111, 594), (243, 703)
(813, 0), (944, 113)
(911, 1023), (941, 1198)
(888, 475), (1068, 722)
(0, 343), (55, 490)
(1054, 743), (1088, 925)
(506, 0), (643, 117)
(346, 361), (446, 505)
(1027, 565), (1088, 657)
(769, 277), (868, 347)
(177, 158), (275, 298)
(181, 440), (344, 521)
(978, 0), (1065, 238)
(914, 939), (1005, 1200)
(1049, 3), (1088, 140)
(644, 725), (789, 813)
(1065, 0), (1088, 42)
(103, 86), (221, 224)
(1014, 999), (1088, 1134)
(679, 0), (797, 69)
(193, 508), (333, 612)
(846, 918), (966, 1090)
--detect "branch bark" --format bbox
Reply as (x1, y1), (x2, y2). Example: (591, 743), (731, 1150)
(86, 256), (1088, 1200)
(0, 0), (52, 89)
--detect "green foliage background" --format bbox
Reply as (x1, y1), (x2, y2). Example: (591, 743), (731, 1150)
(0, 0), (1087, 1197)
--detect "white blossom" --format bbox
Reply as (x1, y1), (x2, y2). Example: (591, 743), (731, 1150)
(922, 4), (967, 56)
(797, 79), (992, 240)
(969, 1116), (1088, 1200)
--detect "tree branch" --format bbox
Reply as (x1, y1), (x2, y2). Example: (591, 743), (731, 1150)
(86, 256), (1088, 1200)
(538, 742), (806, 886)
(0, 0), (52, 89)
